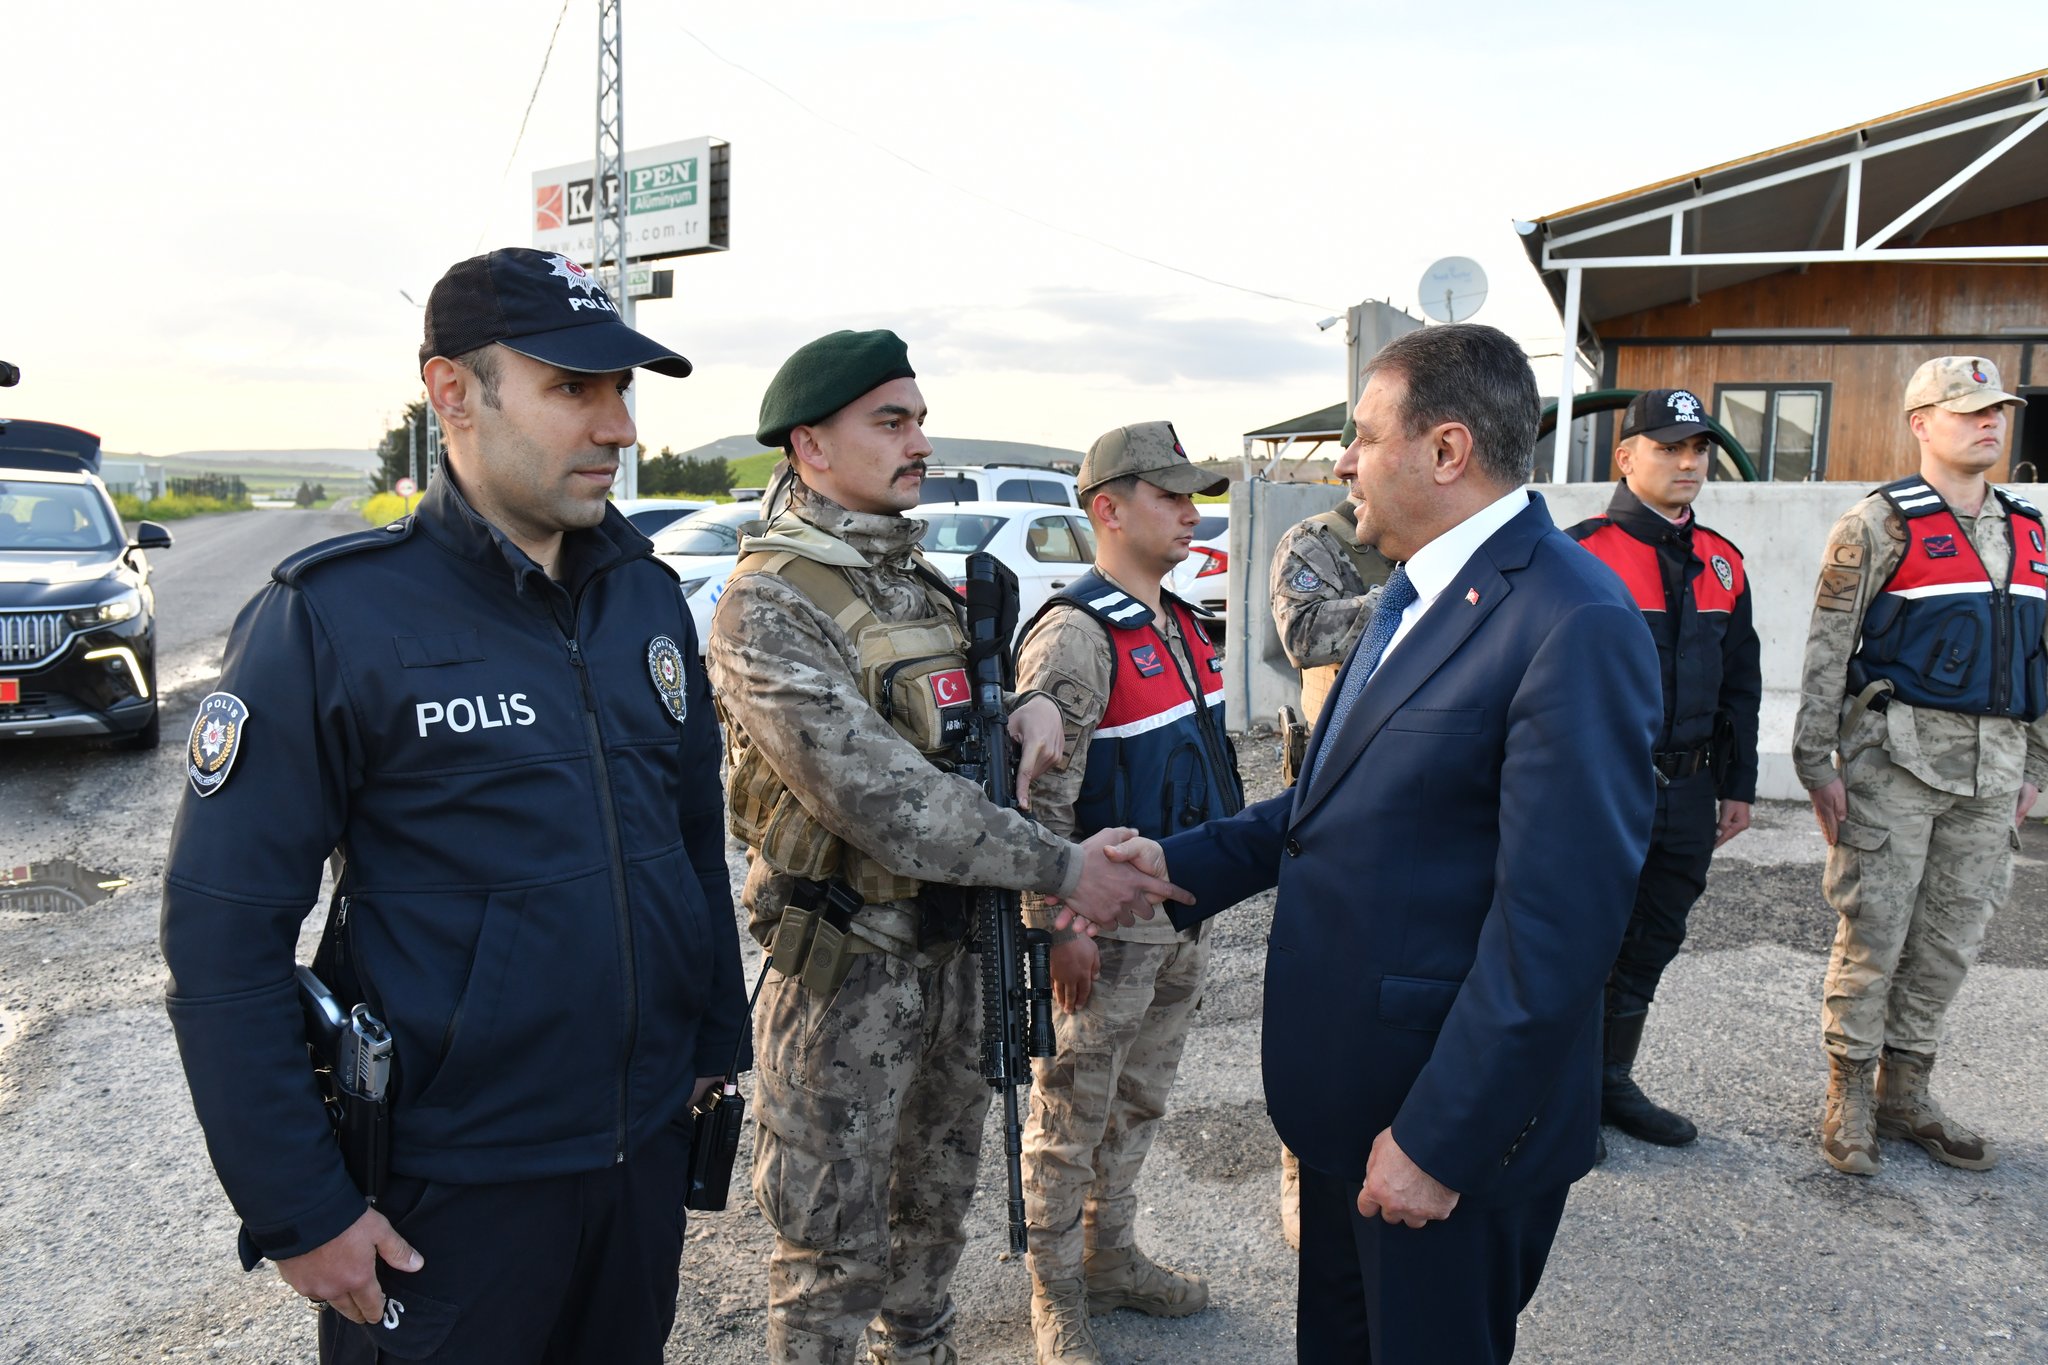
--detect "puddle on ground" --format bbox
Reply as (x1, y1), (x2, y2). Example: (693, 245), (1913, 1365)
(0, 858), (129, 916)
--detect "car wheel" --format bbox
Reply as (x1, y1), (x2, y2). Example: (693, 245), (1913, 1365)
(112, 704), (161, 752)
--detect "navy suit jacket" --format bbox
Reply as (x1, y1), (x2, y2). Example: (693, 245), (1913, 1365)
(1162, 493), (1659, 1205)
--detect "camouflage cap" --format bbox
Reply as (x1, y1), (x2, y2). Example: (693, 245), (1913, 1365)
(1903, 356), (2026, 414)
(1078, 421), (1227, 497)
(756, 329), (917, 449)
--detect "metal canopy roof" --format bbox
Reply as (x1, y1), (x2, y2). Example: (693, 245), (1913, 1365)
(1520, 68), (2048, 325)
(1516, 68), (2048, 479)
(1245, 402), (1346, 441)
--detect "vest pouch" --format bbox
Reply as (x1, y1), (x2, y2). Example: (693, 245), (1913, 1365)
(877, 653), (972, 754)
(1859, 593), (1906, 662)
(1918, 607), (1979, 696)
(844, 851), (922, 907)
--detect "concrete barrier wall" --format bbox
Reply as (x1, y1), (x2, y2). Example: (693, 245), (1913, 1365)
(1225, 479), (1880, 802)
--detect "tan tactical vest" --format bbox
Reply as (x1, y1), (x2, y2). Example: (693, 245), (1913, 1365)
(1298, 507), (1394, 724)
(720, 521), (972, 906)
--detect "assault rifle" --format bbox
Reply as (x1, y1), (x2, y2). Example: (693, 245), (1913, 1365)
(956, 551), (1056, 1256)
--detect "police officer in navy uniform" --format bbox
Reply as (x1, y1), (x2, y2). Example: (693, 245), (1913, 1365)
(161, 247), (747, 1363)
(1568, 388), (1762, 1150)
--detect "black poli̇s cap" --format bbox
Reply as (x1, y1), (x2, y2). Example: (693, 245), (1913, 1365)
(1620, 388), (1717, 446)
(419, 248), (692, 378)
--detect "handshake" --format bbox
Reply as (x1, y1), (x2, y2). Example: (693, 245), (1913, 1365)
(1047, 830), (1182, 937)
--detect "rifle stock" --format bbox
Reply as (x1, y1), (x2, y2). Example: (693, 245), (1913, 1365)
(958, 552), (1055, 1256)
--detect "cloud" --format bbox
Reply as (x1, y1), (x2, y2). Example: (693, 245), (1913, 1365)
(682, 288), (1329, 387)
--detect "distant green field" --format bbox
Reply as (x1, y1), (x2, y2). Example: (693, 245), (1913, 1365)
(726, 451), (781, 488)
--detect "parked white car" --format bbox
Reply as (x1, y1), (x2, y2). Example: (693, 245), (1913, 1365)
(1162, 504), (1230, 619)
(611, 496), (711, 537)
(650, 503), (764, 651)
(915, 500), (1097, 631)
(918, 464), (1079, 508)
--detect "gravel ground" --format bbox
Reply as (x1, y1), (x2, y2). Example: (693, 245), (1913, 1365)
(3, 511), (2044, 1362)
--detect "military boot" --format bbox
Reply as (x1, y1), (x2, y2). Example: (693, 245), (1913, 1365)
(1083, 1245), (1208, 1318)
(1601, 1010), (1698, 1146)
(869, 1336), (958, 1365)
(1876, 1048), (1999, 1171)
(1821, 1054), (1881, 1176)
(1029, 1277), (1101, 1365)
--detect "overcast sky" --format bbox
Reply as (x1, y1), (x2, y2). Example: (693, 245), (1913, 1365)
(3, 3), (2030, 462)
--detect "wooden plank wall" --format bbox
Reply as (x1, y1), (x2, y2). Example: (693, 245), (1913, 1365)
(1598, 201), (2048, 483)
(1612, 343), (2035, 483)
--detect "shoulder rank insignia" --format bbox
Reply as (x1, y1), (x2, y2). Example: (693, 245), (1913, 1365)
(646, 636), (688, 722)
(187, 692), (249, 797)
(1922, 534), (1958, 559)
(1130, 644), (1165, 678)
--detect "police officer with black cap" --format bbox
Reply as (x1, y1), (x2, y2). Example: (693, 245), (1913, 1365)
(1568, 388), (1762, 1151)
(161, 247), (747, 1363)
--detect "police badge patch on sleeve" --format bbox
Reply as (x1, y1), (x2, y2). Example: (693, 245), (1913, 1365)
(187, 692), (249, 797)
(646, 635), (688, 722)
(1290, 567), (1324, 593)
(1711, 554), (1734, 591)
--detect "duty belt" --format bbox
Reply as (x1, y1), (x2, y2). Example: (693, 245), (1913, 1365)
(1652, 746), (1711, 784)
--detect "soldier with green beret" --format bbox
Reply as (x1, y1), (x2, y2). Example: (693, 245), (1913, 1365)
(706, 331), (1187, 1365)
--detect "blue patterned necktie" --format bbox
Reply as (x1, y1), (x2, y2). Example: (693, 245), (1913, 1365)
(1304, 563), (1417, 788)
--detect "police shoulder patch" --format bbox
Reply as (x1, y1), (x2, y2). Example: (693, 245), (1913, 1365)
(646, 636), (688, 723)
(187, 691), (249, 797)
(1711, 554), (1734, 592)
(1290, 566), (1324, 593)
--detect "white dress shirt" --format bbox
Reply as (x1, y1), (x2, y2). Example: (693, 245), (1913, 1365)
(1380, 484), (1531, 664)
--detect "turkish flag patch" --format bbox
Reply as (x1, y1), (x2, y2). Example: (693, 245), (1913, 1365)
(928, 668), (970, 707)
(1130, 645), (1165, 678)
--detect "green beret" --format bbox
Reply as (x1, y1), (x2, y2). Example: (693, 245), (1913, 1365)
(1341, 413), (1357, 446)
(756, 329), (917, 449)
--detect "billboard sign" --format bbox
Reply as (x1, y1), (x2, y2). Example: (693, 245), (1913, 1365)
(532, 137), (730, 266)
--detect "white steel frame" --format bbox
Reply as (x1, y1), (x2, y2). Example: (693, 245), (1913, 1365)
(1537, 92), (2048, 480)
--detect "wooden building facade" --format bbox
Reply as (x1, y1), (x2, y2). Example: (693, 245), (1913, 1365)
(1520, 72), (2048, 485)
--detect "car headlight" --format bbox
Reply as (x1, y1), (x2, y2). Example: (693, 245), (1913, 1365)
(66, 589), (142, 629)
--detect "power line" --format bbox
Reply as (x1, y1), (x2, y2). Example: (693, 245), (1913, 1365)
(673, 23), (1343, 314)
(472, 0), (576, 254)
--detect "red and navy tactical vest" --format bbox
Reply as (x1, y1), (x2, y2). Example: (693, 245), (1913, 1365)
(1848, 475), (2048, 720)
(1036, 571), (1243, 838)
(1568, 492), (1761, 798)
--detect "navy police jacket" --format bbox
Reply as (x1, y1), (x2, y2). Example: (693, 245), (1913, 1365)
(1849, 475), (2048, 720)
(1568, 482), (1763, 801)
(161, 473), (746, 1265)
(1042, 571), (1242, 839)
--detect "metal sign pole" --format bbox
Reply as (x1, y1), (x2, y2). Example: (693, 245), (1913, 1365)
(595, 0), (637, 499)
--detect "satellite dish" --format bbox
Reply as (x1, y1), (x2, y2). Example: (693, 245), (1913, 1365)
(1419, 256), (1488, 323)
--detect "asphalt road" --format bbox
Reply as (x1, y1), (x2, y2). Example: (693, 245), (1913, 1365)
(1, 508), (2043, 1362)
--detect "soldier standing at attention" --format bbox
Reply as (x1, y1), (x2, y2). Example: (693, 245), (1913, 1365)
(1567, 389), (1762, 1153)
(1795, 356), (2045, 1177)
(1015, 423), (1244, 1364)
(705, 330), (1187, 1365)
(1264, 414), (1390, 1246)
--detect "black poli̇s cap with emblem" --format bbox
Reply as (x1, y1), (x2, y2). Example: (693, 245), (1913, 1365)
(1620, 388), (1718, 446)
(419, 247), (693, 378)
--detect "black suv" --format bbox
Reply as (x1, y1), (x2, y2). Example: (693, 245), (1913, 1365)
(0, 419), (172, 749)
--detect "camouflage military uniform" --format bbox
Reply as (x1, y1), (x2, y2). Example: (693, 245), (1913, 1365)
(1269, 502), (1392, 720)
(1794, 491), (2048, 1064)
(1016, 587), (1208, 1288)
(707, 486), (1083, 1365)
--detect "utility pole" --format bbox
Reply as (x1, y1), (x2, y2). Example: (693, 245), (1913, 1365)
(594, 0), (638, 498)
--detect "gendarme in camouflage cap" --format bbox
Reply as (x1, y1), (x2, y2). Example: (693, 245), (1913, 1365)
(1079, 421), (1228, 497)
(1903, 356), (2026, 414)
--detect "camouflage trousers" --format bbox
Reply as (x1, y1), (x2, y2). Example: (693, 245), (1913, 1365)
(1821, 751), (2020, 1060)
(752, 946), (990, 1365)
(1021, 933), (1208, 1281)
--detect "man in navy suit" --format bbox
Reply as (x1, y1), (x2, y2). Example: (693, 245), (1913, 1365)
(1112, 324), (1660, 1361)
